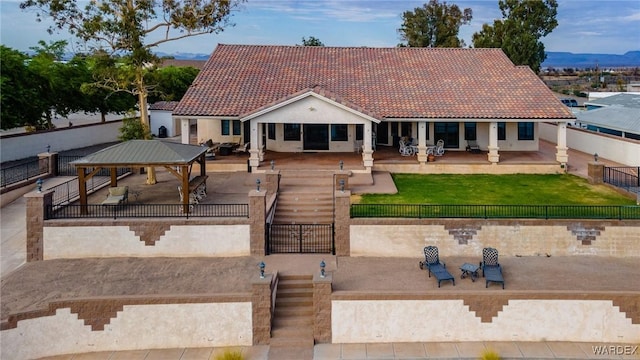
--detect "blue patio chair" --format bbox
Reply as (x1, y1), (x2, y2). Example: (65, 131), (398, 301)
(419, 246), (455, 287)
(481, 247), (505, 289)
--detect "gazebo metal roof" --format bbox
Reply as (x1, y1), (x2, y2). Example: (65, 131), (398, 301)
(72, 140), (207, 166)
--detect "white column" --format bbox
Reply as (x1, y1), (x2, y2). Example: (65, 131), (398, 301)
(362, 121), (374, 172)
(180, 118), (190, 144)
(487, 121), (500, 163)
(249, 119), (260, 169)
(556, 121), (569, 166)
(417, 121), (427, 164)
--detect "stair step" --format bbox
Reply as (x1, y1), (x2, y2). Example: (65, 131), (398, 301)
(269, 336), (315, 348)
(274, 307), (314, 317)
(276, 298), (313, 308)
(271, 325), (314, 338)
(273, 316), (313, 327)
(280, 274), (313, 281)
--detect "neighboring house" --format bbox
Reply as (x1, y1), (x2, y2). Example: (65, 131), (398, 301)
(149, 101), (180, 138)
(173, 45), (574, 171)
(577, 94), (640, 140)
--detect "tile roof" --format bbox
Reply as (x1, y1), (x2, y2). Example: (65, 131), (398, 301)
(149, 101), (180, 111)
(174, 44), (574, 120)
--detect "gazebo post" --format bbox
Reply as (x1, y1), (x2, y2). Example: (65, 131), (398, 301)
(110, 167), (118, 186)
(78, 167), (88, 215)
(181, 165), (190, 213)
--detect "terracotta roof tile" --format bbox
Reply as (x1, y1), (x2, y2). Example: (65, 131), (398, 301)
(149, 101), (179, 111)
(174, 45), (574, 120)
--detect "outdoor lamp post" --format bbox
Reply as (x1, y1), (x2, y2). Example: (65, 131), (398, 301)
(259, 261), (265, 278)
(339, 160), (343, 171)
(36, 178), (43, 192)
(594, 153), (599, 162)
(320, 260), (326, 278)
(46, 145), (51, 153)
(270, 160), (275, 171)
(256, 179), (261, 192)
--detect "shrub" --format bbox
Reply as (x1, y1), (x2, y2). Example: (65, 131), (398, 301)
(479, 348), (501, 360)
(212, 348), (245, 360)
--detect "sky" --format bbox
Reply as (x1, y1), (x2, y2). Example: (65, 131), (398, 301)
(1, 0), (639, 56)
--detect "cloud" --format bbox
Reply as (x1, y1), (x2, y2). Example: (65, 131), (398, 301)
(620, 11), (640, 22)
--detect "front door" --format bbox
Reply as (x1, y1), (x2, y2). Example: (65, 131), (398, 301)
(303, 124), (329, 150)
(434, 122), (459, 148)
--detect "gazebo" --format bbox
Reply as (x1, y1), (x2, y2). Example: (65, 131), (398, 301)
(72, 140), (209, 213)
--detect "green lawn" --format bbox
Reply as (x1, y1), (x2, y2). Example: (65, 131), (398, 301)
(357, 174), (636, 205)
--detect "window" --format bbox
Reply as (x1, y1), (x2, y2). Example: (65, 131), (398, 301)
(331, 124), (348, 141)
(221, 120), (230, 135)
(518, 122), (534, 140)
(464, 122), (476, 140)
(355, 124), (363, 141)
(284, 123), (300, 141)
(498, 122), (506, 140)
(232, 120), (241, 135)
(268, 123), (275, 140)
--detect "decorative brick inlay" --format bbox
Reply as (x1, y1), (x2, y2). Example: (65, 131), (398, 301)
(463, 297), (509, 323)
(444, 224), (482, 245)
(1, 295), (250, 332)
(567, 224), (604, 245)
(130, 223), (172, 246)
(331, 292), (640, 324)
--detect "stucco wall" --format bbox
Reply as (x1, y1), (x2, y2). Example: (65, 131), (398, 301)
(0, 121), (122, 163)
(540, 122), (640, 166)
(373, 163), (563, 175)
(149, 110), (180, 138)
(350, 222), (640, 257)
(43, 224), (251, 259)
(332, 299), (639, 343)
(1, 302), (252, 360)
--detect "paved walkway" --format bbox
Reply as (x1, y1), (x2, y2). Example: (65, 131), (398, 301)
(35, 341), (640, 359)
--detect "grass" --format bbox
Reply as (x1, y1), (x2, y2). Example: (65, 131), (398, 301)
(356, 174), (636, 205)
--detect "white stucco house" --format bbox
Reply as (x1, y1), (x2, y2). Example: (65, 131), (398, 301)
(173, 45), (575, 172)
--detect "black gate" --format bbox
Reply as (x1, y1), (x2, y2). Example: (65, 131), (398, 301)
(267, 223), (334, 254)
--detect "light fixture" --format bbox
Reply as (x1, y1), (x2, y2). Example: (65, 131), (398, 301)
(339, 160), (343, 171)
(259, 261), (265, 278)
(46, 145), (51, 153)
(340, 179), (345, 193)
(320, 260), (326, 278)
(36, 178), (43, 193)
(594, 153), (598, 162)
(270, 160), (275, 171)
(256, 179), (261, 192)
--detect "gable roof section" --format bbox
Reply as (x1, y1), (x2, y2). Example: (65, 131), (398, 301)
(149, 101), (180, 111)
(585, 93), (640, 109)
(240, 86), (381, 123)
(72, 140), (207, 166)
(174, 44), (574, 120)
(577, 106), (640, 134)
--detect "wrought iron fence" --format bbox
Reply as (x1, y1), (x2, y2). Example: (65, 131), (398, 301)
(57, 156), (131, 177)
(46, 203), (249, 219)
(1, 158), (47, 188)
(267, 223), (334, 254)
(351, 204), (640, 220)
(50, 176), (112, 207)
(604, 166), (640, 194)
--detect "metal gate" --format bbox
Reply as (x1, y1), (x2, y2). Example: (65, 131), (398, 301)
(267, 223), (334, 254)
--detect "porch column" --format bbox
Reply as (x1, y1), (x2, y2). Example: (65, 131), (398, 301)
(487, 121), (500, 164)
(556, 121), (569, 167)
(180, 118), (190, 144)
(417, 121), (428, 164)
(361, 122), (374, 172)
(249, 119), (261, 170)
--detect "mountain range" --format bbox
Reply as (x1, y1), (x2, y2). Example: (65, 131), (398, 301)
(158, 50), (640, 69)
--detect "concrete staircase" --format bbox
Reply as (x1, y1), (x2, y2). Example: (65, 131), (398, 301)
(268, 274), (315, 360)
(273, 171), (335, 225)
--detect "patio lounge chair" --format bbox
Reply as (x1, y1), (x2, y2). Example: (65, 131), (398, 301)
(481, 247), (505, 289)
(419, 245), (455, 287)
(467, 140), (481, 153)
(435, 139), (445, 156)
(201, 139), (218, 159)
(101, 186), (128, 206)
(233, 142), (250, 155)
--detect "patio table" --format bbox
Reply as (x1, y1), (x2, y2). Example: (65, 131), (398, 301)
(460, 262), (479, 282)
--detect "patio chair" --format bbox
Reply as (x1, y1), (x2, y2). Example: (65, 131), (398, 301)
(481, 247), (505, 289)
(201, 139), (217, 159)
(435, 139), (445, 156)
(233, 142), (250, 155)
(101, 186), (128, 206)
(399, 140), (415, 156)
(419, 245), (455, 287)
(467, 140), (481, 153)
